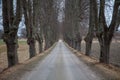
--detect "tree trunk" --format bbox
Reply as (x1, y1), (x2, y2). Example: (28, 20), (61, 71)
(75, 41), (78, 49)
(5, 38), (18, 67)
(76, 34), (82, 51)
(39, 43), (42, 53)
(84, 0), (94, 56)
(97, 0), (120, 64)
(76, 42), (81, 51)
(70, 40), (72, 47)
(27, 38), (36, 58)
(99, 40), (110, 64)
(85, 41), (92, 56)
(73, 41), (75, 48)
(2, 0), (22, 67)
(44, 40), (49, 50)
(38, 37), (43, 53)
(98, 33), (111, 64)
(84, 30), (94, 56)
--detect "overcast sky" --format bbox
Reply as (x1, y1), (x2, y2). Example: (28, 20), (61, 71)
(105, 0), (114, 26)
(57, 0), (65, 22)
(0, 0), (119, 34)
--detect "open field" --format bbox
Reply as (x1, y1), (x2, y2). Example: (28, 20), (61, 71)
(0, 39), (43, 72)
(81, 39), (120, 67)
(0, 39), (30, 72)
(0, 40), (4, 45)
(0, 39), (29, 54)
(0, 42), (57, 80)
(0, 39), (120, 73)
(0, 40), (27, 54)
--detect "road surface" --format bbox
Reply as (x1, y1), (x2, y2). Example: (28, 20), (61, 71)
(21, 41), (101, 80)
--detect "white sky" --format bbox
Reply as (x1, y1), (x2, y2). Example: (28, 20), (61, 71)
(105, 0), (114, 26)
(0, 0), (120, 32)
(57, 0), (65, 22)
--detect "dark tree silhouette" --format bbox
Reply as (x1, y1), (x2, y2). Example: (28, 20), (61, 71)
(2, 0), (22, 67)
(96, 0), (120, 64)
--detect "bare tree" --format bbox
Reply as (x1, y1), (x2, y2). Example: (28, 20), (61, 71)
(96, 0), (120, 64)
(63, 0), (89, 51)
(84, 0), (95, 56)
(39, 0), (59, 50)
(2, 0), (22, 67)
(22, 0), (38, 58)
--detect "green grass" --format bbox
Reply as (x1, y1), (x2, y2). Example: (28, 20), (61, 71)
(0, 39), (6, 53)
(0, 39), (5, 45)
(0, 39), (27, 45)
(18, 40), (27, 45)
(0, 39), (27, 54)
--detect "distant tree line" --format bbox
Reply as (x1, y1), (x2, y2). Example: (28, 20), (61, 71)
(63, 0), (89, 51)
(2, 0), (59, 67)
(1, 0), (120, 68)
(63, 0), (120, 64)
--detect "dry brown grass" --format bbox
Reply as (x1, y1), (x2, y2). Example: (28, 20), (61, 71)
(0, 39), (56, 73)
(81, 40), (120, 67)
(66, 42), (120, 79)
(0, 39), (30, 72)
(0, 42), (56, 80)
(0, 45), (6, 54)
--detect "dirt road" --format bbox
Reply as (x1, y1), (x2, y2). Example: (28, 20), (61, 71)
(21, 41), (103, 80)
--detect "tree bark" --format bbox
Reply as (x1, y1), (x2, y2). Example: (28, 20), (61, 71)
(78, 43), (81, 51)
(2, 0), (22, 67)
(27, 38), (36, 58)
(97, 0), (120, 64)
(39, 43), (43, 53)
(98, 34), (111, 64)
(76, 33), (82, 51)
(6, 44), (18, 67)
(22, 0), (37, 58)
(99, 42), (110, 64)
(85, 39), (92, 56)
(35, 33), (43, 53)
(84, 0), (94, 56)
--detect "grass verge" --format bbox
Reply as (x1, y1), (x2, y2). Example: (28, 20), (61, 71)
(64, 42), (120, 80)
(0, 40), (27, 54)
(0, 42), (57, 80)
